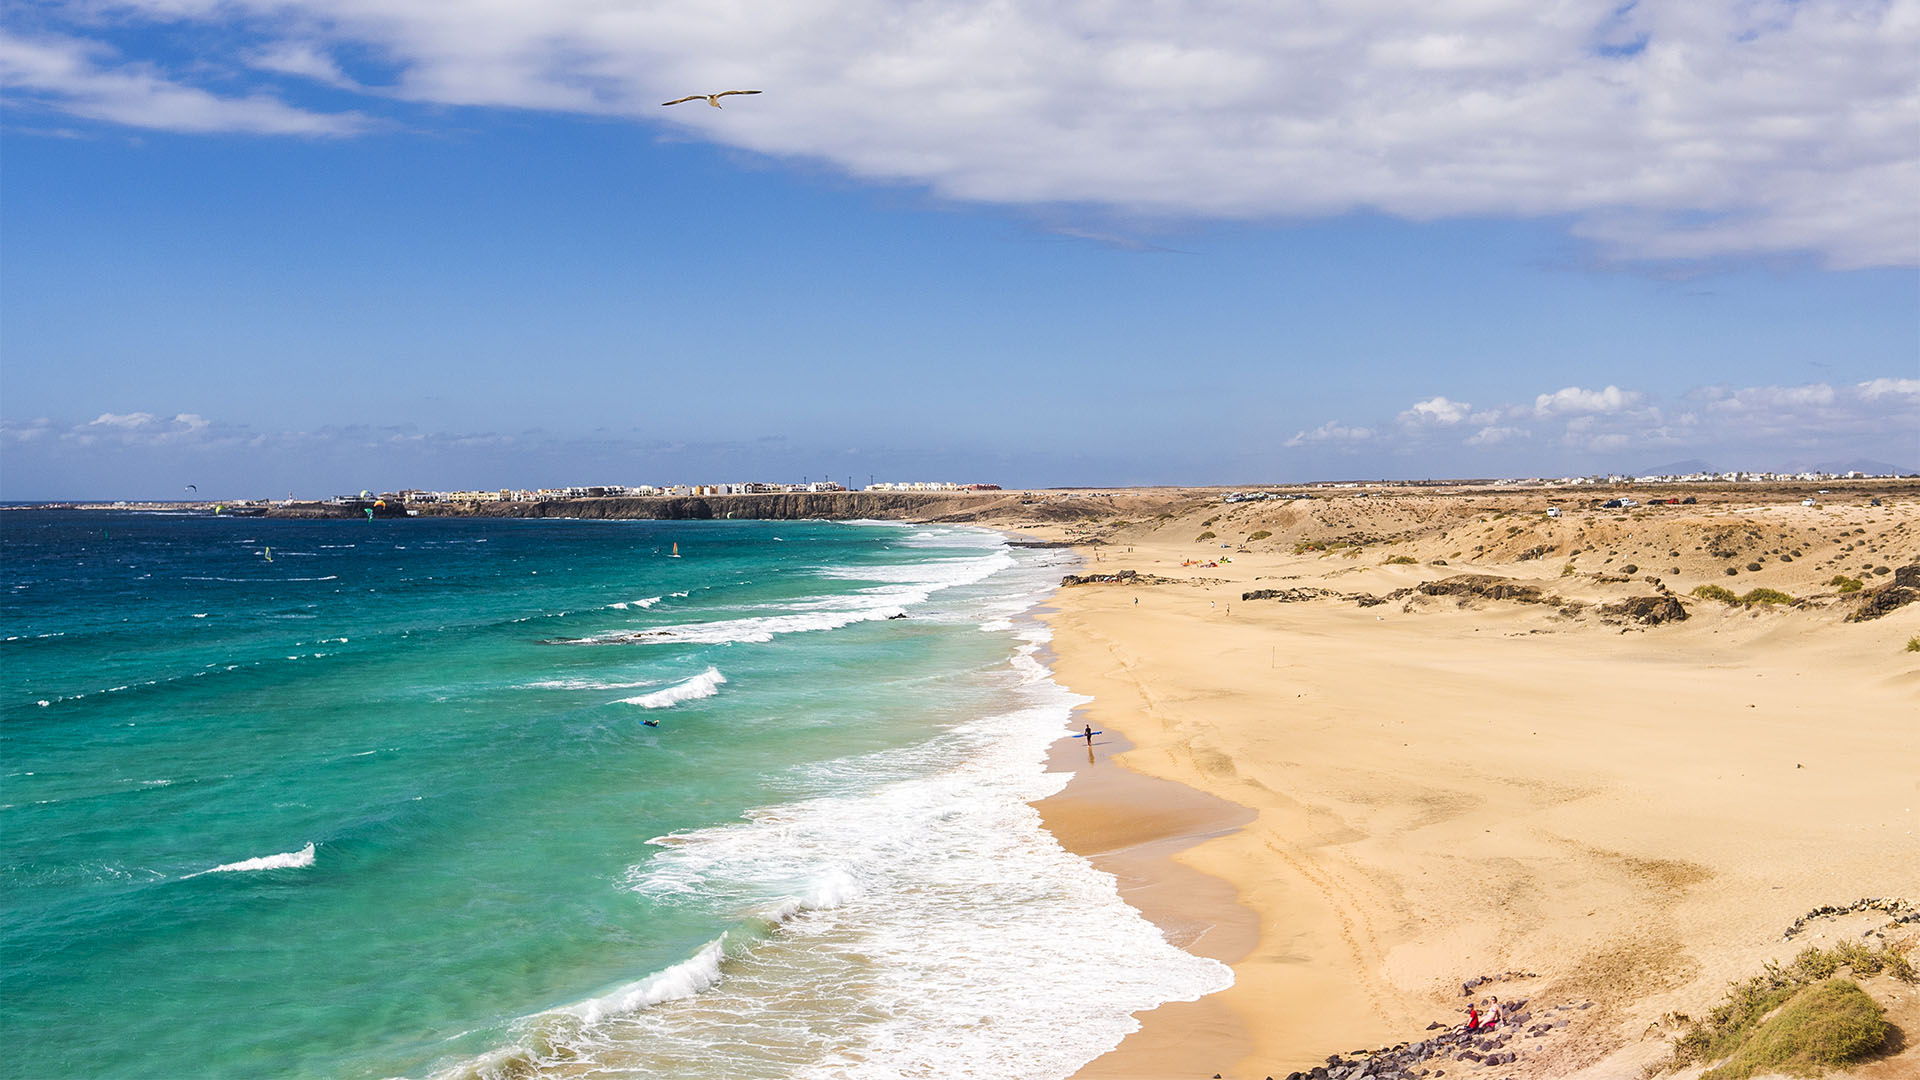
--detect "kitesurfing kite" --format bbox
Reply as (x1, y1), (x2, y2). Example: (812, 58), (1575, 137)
(661, 90), (761, 108)
(185, 484), (197, 492)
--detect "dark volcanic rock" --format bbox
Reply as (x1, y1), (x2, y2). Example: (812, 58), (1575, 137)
(1847, 579), (1919, 622)
(1063, 569), (1167, 587)
(1418, 575), (1546, 604)
(1243, 587), (1332, 603)
(1600, 596), (1689, 625)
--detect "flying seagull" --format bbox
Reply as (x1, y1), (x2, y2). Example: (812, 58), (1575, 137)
(661, 90), (762, 108)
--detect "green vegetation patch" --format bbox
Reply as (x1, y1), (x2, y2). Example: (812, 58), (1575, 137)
(1828, 575), (1863, 593)
(1907, 636), (1919, 653)
(1195, 531), (1216, 542)
(1698, 980), (1887, 1080)
(1692, 584), (1740, 603)
(1247, 530), (1272, 542)
(1658, 942), (1912, 1078)
(1384, 555), (1417, 565)
(1738, 588), (1795, 606)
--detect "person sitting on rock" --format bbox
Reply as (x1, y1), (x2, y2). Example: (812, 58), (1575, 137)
(1465, 1004), (1482, 1030)
(1484, 996), (1503, 1028)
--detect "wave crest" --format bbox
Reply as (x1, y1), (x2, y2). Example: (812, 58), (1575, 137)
(616, 667), (725, 709)
(186, 842), (315, 878)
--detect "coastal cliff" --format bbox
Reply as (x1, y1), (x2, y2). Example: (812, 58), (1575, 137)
(266, 491), (1134, 523)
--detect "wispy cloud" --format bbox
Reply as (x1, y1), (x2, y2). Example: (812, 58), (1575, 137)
(8, 1), (1915, 266)
(1284, 420), (1372, 448)
(0, 31), (366, 135)
(1287, 374), (1920, 470)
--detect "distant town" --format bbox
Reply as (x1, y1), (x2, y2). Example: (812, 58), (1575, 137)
(333, 480), (1005, 506)
(334, 467), (1900, 508)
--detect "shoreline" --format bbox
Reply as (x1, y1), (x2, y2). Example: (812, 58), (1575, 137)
(1031, 679), (1260, 1078)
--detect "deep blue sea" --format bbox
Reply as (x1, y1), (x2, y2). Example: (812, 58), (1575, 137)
(0, 512), (1226, 1079)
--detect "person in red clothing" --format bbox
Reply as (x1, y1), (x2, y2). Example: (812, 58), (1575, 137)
(1465, 1004), (1481, 1030)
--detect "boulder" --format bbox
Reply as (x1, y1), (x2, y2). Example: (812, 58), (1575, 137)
(1600, 596), (1689, 625)
(1418, 575), (1546, 604)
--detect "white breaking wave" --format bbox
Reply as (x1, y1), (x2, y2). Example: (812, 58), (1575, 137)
(607, 596), (662, 611)
(560, 938), (727, 1025)
(185, 842), (315, 878)
(426, 941), (731, 1080)
(617, 667), (725, 709)
(560, 545), (1016, 648)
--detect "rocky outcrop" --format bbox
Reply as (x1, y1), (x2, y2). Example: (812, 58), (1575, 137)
(1845, 564), (1919, 622)
(1600, 596), (1689, 625)
(1274, 995), (1608, 1080)
(268, 500), (409, 519)
(1241, 587), (1332, 603)
(1417, 574), (1548, 604)
(1062, 569), (1174, 587)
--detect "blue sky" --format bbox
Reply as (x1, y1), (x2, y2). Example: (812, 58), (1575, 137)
(3, 2), (1916, 498)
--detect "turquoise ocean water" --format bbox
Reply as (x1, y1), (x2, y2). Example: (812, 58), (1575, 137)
(1, 512), (1226, 1079)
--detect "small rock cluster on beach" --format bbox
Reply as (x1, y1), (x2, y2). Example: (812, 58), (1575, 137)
(1273, 997), (1594, 1080)
(1781, 896), (1919, 940)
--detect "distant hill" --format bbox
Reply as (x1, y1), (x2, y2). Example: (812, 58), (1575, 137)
(1808, 458), (1911, 476)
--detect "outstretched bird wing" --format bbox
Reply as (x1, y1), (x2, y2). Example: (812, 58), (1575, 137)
(714, 90), (762, 99)
(660, 95), (705, 106)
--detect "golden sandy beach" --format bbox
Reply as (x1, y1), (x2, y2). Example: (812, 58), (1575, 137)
(998, 485), (1920, 1079)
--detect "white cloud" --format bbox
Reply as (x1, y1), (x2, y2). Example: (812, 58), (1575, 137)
(1288, 373), (1915, 466)
(89, 411), (157, 428)
(11, 1), (1917, 266)
(1702, 383), (1837, 412)
(1285, 420), (1372, 447)
(1465, 425), (1527, 446)
(1858, 377), (1920, 399)
(1532, 385), (1642, 417)
(1399, 395), (1473, 425)
(0, 31), (366, 135)
(248, 42), (357, 89)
